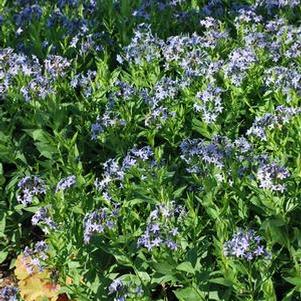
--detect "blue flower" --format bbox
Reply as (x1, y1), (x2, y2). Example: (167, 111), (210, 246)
(223, 47), (257, 86)
(256, 162), (289, 192)
(138, 202), (186, 251)
(194, 81), (224, 124)
(0, 286), (18, 301)
(224, 229), (270, 260)
(83, 206), (119, 244)
(14, 5), (42, 26)
(109, 279), (123, 294)
(55, 175), (76, 192)
(17, 176), (46, 206)
(31, 207), (57, 233)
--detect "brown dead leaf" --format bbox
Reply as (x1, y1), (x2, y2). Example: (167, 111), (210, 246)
(14, 255), (37, 281)
(15, 254), (61, 301)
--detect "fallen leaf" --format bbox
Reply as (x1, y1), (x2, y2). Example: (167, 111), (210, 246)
(15, 254), (61, 301)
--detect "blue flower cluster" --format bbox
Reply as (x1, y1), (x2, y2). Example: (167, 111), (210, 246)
(108, 278), (144, 301)
(180, 134), (292, 192)
(0, 48), (70, 102)
(194, 82), (224, 124)
(247, 106), (301, 140)
(264, 66), (301, 97)
(2, 0), (301, 299)
(0, 286), (18, 301)
(108, 279), (125, 301)
(55, 175), (76, 192)
(83, 206), (119, 244)
(14, 4), (43, 27)
(31, 207), (57, 233)
(256, 162), (290, 192)
(22, 241), (48, 274)
(138, 202), (186, 251)
(180, 136), (233, 172)
(71, 70), (97, 98)
(17, 176), (46, 206)
(94, 146), (154, 198)
(223, 48), (257, 86)
(224, 229), (269, 261)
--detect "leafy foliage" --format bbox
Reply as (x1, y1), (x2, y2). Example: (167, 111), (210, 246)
(0, 0), (301, 300)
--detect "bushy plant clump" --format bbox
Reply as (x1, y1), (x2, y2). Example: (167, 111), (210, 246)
(0, 0), (301, 300)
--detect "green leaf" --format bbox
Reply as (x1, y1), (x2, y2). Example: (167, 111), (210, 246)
(127, 198), (153, 206)
(262, 278), (276, 300)
(173, 186), (187, 198)
(68, 261), (81, 269)
(209, 278), (232, 287)
(137, 271), (151, 282)
(71, 205), (84, 215)
(153, 262), (175, 275)
(208, 291), (222, 300)
(284, 277), (301, 287)
(176, 262), (195, 275)
(192, 118), (211, 138)
(0, 212), (6, 237)
(174, 287), (203, 301)
(24, 129), (46, 142)
(151, 274), (178, 284)
(113, 254), (132, 266)
(32, 129), (47, 142)
(0, 251), (8, 264)
(35, 142), (57, 159)
(23, 206), (40, 213)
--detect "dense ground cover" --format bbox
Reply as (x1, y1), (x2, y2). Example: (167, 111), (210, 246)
(0, 0), (301, 300)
